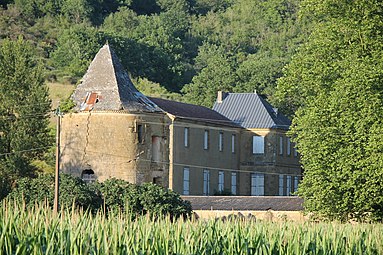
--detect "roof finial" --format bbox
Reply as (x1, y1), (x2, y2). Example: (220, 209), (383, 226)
(105, 39), (109, 45)
(254, 89), (257, 94)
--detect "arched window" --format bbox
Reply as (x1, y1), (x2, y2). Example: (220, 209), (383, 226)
(81, 169), (95, 183)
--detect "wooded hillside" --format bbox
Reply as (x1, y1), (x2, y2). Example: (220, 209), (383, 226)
(0, 0), (309, 108)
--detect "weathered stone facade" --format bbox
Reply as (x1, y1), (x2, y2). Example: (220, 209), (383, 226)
(61, 112), (169, 186)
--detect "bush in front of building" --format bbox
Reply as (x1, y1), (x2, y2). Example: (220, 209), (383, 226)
(94, 178), (143, 214)
(96, 179), (192, 219)
(8, 173), (101, 211)
(7, 174), (192, 219)
(138, 183), (192, 219)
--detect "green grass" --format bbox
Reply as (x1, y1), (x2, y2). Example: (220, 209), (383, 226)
(1, 201), (383, 254)
(47, 82), (75, 109)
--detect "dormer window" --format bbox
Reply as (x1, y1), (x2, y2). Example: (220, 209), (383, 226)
(80, 92), (100, 111)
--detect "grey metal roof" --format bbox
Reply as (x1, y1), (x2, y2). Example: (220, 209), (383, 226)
(149, 97), (239, 127)
(72, 44), (161, 113)
(213, 93), (291, 130)
(182, 196), (303, 211)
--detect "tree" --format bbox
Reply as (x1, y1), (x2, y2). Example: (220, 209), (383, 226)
(182, 43), (237, 107)
(275, 0), (383, 221)
(0, 38), (52, 199)
(50, 24), (103, 81)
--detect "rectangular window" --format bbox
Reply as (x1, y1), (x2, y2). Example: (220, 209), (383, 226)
(151, 136), (161, 162)
(218, 171), (224, 192)
(203, 169), (210, 195)
(279, 136), (284, 155)
(251, 173), (264, 196)
(286, 175), (292, 196)
(294, 176), (299, 193)
(252, 136), (265, 154)
(279, 175), (284, 196)
(183, 167), (190, 195)
(293, 144), (298, 157)
(231, 134), (236, 153)
(137, 124), (143, 143)
(204, 130), (209, 150)
(184, 127), (189, 147)
(287, 137), (291, 156)
(219, 132), (223, 151)
(231, 172), (237, 195)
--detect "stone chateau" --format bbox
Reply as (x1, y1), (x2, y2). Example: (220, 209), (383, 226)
(60, 44), (301, 196)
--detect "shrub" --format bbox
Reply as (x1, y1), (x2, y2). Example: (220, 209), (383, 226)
(9, 173), (101, 211)
(8, 175), (192, 219)
(138, 183), (192, 219)
(95, 179), (192, 219)
(93, 178), (143, 214)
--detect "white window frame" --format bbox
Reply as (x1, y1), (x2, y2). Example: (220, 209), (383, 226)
(294, 176), (299, 193)
(252, 136), (265, 154)
(204, 130), (209, 150)
(279, 136), (284, 155)
(218, 171), (224, 192)
(218, 132), (223, 152)
(231, 134), (236, 153)
(231, 172), (237, 195)
(203, 169), (210, 195)
(287, 137), (291, 156)
(183, 167), (190, 195)
(251, 173), (264, 196)
(82, 169), (95, 183)
(286, 175), (292, 196)
(82, 174), (95, 184)
(184, 127), (189, 147)
(279, 174), (284, 196)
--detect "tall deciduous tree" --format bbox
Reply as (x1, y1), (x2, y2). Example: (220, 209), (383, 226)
(182, 43), (237, 107)
(275, 0), (383, 221)
(0, 38), (52, 198)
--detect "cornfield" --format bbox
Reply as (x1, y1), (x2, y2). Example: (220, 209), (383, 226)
(1, 200), (382, 254)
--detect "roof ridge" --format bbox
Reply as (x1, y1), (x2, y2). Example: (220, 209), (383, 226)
(72, 44), (160, 113)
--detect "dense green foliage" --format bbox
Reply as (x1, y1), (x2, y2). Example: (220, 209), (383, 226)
(96, 178), (192, 218)
(9, 174), (101, 211)
(0, 0), (308, 105)
(1, 202), (383, 254)
(0, 38), (52, 200)
(274, 0), (383, 221)
(8, 175), (192, 218)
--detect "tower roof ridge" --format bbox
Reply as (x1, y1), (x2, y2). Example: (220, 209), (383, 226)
(72, 44), (160, 113)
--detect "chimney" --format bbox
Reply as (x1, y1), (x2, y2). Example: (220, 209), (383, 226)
(217, 91), (228, 103)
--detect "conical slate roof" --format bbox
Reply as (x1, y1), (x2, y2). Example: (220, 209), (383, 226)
(72, 44), (160, 112)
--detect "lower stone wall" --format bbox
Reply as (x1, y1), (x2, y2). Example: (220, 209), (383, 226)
(193, 210), (307, 222)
